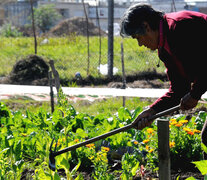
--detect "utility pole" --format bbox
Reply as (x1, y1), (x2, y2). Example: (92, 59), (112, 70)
(107, 0), (114, 78)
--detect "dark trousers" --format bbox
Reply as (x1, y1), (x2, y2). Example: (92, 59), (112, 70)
(201, 118), (207, 160)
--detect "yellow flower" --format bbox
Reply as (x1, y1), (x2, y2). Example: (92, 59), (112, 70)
(74, 139), (79, 143)
(53, 139), (60, 147)
(170, 119), (177, 123)
(193, 129), (201, 134)
(148, 149), (154, 153)
(187, 131), (194, 135)
(147, 128), (154, 134)
(134, 141), (139, 145)
(89, 156), (94, 160)
(175, 123), (183, 127)
(169, 142), (175, 148)
(86, 143), (95, 148)
(179, 120), (188, 124)
(102, 147), (110, 152)
(146, 145), (149, 150)
(183, 127), (192, 132)
(170, 121), (178, 125)
(143, 139), (150, 144)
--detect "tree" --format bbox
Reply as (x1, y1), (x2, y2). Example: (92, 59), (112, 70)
(33, 4), (61, 33)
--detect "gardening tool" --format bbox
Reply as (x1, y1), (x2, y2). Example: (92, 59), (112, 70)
(49, 104), (180, 171)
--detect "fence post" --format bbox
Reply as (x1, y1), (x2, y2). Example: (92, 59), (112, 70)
(107, 0), (114, 78)
(48, 71), (54, 113)
(49, 60), (60, 98)
(121, 40), (126, 107)
(157, 119), (171, 180)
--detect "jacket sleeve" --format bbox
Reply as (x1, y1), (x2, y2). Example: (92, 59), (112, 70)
(150, 64), (191, 113)
(190, 70), (207, 100)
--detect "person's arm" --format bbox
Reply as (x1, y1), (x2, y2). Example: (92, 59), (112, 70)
(132, 107), (156, 130)
(150, 66), (191, 113)
(180, 92), (198, 110)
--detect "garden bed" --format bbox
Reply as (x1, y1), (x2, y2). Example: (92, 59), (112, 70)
(0, 93), (206, 179)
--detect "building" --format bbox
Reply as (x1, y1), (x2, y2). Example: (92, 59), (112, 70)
(1, 0), (207, 31)
(0, 7), (4, 25)
(1, 0), (38, 26)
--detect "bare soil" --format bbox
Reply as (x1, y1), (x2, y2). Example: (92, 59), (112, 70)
(49, 17), (106, 36)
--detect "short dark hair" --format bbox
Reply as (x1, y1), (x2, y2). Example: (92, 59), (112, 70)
(120, 4), (164, 37)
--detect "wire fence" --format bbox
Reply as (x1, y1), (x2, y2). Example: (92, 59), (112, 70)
(0, 36), (165, 80)
(0, 1), (166, 84)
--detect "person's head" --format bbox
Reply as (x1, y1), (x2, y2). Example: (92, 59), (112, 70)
(120, 4), (164, 50)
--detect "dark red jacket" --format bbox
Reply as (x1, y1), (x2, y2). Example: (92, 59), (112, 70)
(150, 11), (207, 112)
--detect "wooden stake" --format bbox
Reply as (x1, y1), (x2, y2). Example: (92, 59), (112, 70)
(157, 119), (171, 180)
(48, 71), (54, 113)
(121, 40), (126, 107)
(49, 60), (60, 98)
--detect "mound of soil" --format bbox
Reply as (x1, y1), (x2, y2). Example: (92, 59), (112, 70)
(49, 17), (106, 36)
(0, 55), (49, 86)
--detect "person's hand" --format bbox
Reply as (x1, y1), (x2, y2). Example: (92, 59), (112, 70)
(132, 108), (156, 130)
(180, 93), (198, 110)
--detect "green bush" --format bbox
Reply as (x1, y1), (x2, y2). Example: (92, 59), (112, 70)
(0, 23), (22, 37)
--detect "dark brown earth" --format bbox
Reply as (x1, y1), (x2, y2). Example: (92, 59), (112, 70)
(49, 17), (106, 37)
(0, 55), (49, 86)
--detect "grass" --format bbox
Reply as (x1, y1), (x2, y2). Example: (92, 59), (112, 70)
(70, 97), (153, 116)
(1, 97), (153, 116)
(2, 96), (206, 118)
(1, 99), (51, 113)
(0, 36), (165, 80)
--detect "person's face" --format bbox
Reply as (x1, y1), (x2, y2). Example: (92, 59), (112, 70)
(132, 22), (159, 51)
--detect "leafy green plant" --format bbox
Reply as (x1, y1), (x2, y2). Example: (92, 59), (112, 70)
(186, 144), (207, 180)
(169, 114), (204, 171)
(33, 4), (62, 33)
(0, 93), (206, 179)
(121, 153), (140, 180)
(0, 23), (22, 37)
(85, 145), (113, 180)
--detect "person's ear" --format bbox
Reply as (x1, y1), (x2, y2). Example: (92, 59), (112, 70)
(143, 22), (150, 32)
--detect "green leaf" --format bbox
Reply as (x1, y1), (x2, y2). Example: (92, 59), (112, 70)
(14, 140), (22, 160)
(0, 148), (10, 154)
(131, 162), (139, 176)
(36, 140), (43, 153)
(38, 168), (52, 180)
(75, 173), (84, 180)
(71, 160), (81, 175)
(60, 157), (70, 171)
(198, 111), (207, 120)
(118, 107), (132, 122)
(202, 143), (207, 154)
(185, 177), (196, 180)
(14, 159), (24, 170)
(192, 160), (207, 175)
(132, 107), (142, 120)
(121, 173), (128, 180)
(54, 172), (61, 180)
(76, 128), (88, 138)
